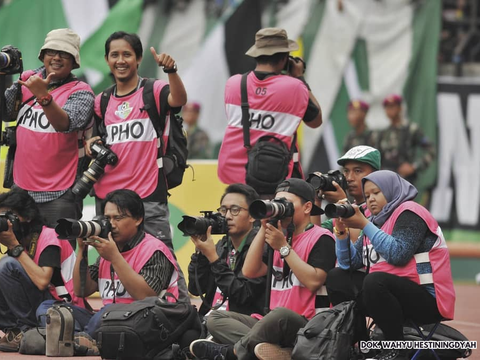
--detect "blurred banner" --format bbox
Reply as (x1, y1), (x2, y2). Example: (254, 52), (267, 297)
(1, 0), (479, 242)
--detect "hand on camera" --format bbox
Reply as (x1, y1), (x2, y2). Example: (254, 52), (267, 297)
(322, 181), (348, 203)
(336, 202), (368, 229)
(0, 220), (19, 249)
(85, 136), (101, 157)
(288, 56), (306, 78)
(264, 220), (287, 251)
(190, 226), (218, 263)
(85, 233), (120, 262)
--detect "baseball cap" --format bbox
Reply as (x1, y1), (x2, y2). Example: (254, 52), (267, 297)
(347, 99), (369, 112)
(337, 145), (381, 170)
(382, 94), (402, 106)
(275, 178), (324, 215)
(246, 28), (299, 58)
(39, 28), (81, 69)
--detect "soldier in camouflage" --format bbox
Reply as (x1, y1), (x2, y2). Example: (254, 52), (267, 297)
(342, 99), (378, 153)
(377, 94), (436, 184)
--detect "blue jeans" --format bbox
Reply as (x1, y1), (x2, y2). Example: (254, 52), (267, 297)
(0, 256), (53, 331)
(36, 300), (111, 337)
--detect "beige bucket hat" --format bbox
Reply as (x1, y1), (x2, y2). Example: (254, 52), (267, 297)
(38, 28), (81, 69)
(245, 27), (299, 58)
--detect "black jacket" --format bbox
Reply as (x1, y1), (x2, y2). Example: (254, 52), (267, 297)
(188, 229), (266, 316)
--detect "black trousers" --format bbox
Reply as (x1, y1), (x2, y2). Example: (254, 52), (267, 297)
(326, 268), (443, 340)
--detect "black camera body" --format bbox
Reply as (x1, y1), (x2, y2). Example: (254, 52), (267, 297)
(72, 140), (118, 199)
(55, 217), (112, 240)
(325, 203), (365, 219)
(0, 126), (16, 147)
(177, 211), (227, 237)
(0, 45), (23, 75)
(0, 210), (21, 233)
(248, 198), (294, 220)
(306, 169), (348, 192)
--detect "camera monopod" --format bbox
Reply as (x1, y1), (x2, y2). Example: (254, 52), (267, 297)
(263, 220), (295, 315)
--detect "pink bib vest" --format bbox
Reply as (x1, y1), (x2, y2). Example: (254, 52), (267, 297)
(93, 80), (169, 199)
(218, 72), (309, 184)
(33, 227), (85, 307)
(98, 233), (179, 305)
(363, 202), (455, 320)
(270, 225), (333, 319)
(15, 73), (93, 191)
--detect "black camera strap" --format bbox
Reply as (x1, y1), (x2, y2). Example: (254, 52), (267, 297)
(193, 253), (227, 312)
(240, 72), (298, 154)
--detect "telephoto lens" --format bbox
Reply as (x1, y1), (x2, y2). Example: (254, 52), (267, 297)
(248, 198), (294, 220)
(177, 212), (227, 237)
(55, 218), (111, 240)
(324, 203), (356, 218)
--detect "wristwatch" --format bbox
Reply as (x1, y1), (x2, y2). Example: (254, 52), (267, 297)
(9, 245), (24, 258)
(280, 245), (291, 258)
(38, 94), (53, 107)
(163, 63), (177, 74)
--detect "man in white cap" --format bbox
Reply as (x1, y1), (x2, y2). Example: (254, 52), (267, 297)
(217, 27), (323, 198)
(3, 28), (95, 229)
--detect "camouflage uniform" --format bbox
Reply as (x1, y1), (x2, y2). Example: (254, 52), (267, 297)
(377, 122), (435, 183)
(187, 125), (212, 159)
(342, 128), (378, 154)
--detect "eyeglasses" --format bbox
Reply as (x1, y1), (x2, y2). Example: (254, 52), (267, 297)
(44, 49), (72, 60)
(217, 205), (248, 217)
(105, 215), (131, 223)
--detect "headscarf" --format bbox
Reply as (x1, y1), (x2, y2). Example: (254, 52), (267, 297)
(361, 170), (418, 227)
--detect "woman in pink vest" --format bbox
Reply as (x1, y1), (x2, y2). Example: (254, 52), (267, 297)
(331, 170), (455, 360)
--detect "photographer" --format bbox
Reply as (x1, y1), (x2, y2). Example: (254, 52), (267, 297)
(316, 145), (381, 233)
(85, 31), (188, 299)
(0, 188), (86, 352)
(217, 27), (322, 197)
(190, 179), (336, 360)
(38, 189), (180, 338)
(187, 184), (265, 333)
(328, 171), (454, 360)
(2, 29), (94, 227)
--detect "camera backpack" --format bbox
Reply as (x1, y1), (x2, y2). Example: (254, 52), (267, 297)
(98, 78), (189, 190)
(292, 300), (366, 360)
(94, 295), (202, 360)
(240, 72), (297, 195)
(45, 302), (75, 357)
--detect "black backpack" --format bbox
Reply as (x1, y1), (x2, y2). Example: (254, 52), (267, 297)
(99, 78), (189, 190)
(292, 300), (364, 360)
(94, 296), (202, 360)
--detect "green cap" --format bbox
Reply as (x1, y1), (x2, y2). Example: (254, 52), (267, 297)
(337, 145), (381, 170)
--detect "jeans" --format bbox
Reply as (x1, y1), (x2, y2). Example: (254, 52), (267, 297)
(0, 257), (53, 331)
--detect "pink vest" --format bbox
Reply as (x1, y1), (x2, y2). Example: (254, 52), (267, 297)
(14, 73), (93, 191)
(270, 225), (333, 319)
(33, 227), (85, 307)
(93, 80), (169, 199)
(363, 201), (455, 320)
(98, 233), (179, 305)
(218, 72), (309, 184)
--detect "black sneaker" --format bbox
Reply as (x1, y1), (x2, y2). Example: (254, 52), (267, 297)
(367, 349), (408, 360)
(189, 339), (230, 360)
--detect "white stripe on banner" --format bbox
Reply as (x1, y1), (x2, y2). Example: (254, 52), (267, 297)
(61, 0), (109, 43)
(182, 24), (230, 144)
(158, 0), (207, 80)
(275, 0), (312, 40)
(323, 120), (341, 170)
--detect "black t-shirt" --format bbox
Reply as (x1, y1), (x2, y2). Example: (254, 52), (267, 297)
(38, 245), (63, 287)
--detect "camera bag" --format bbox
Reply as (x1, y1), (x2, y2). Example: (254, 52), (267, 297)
(291, 300), (365, 360)
(45, 303), (75, 357)
(94, 295), (202, 360)
(98, 79), (189, 190)
(240, 72), (296, 195)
